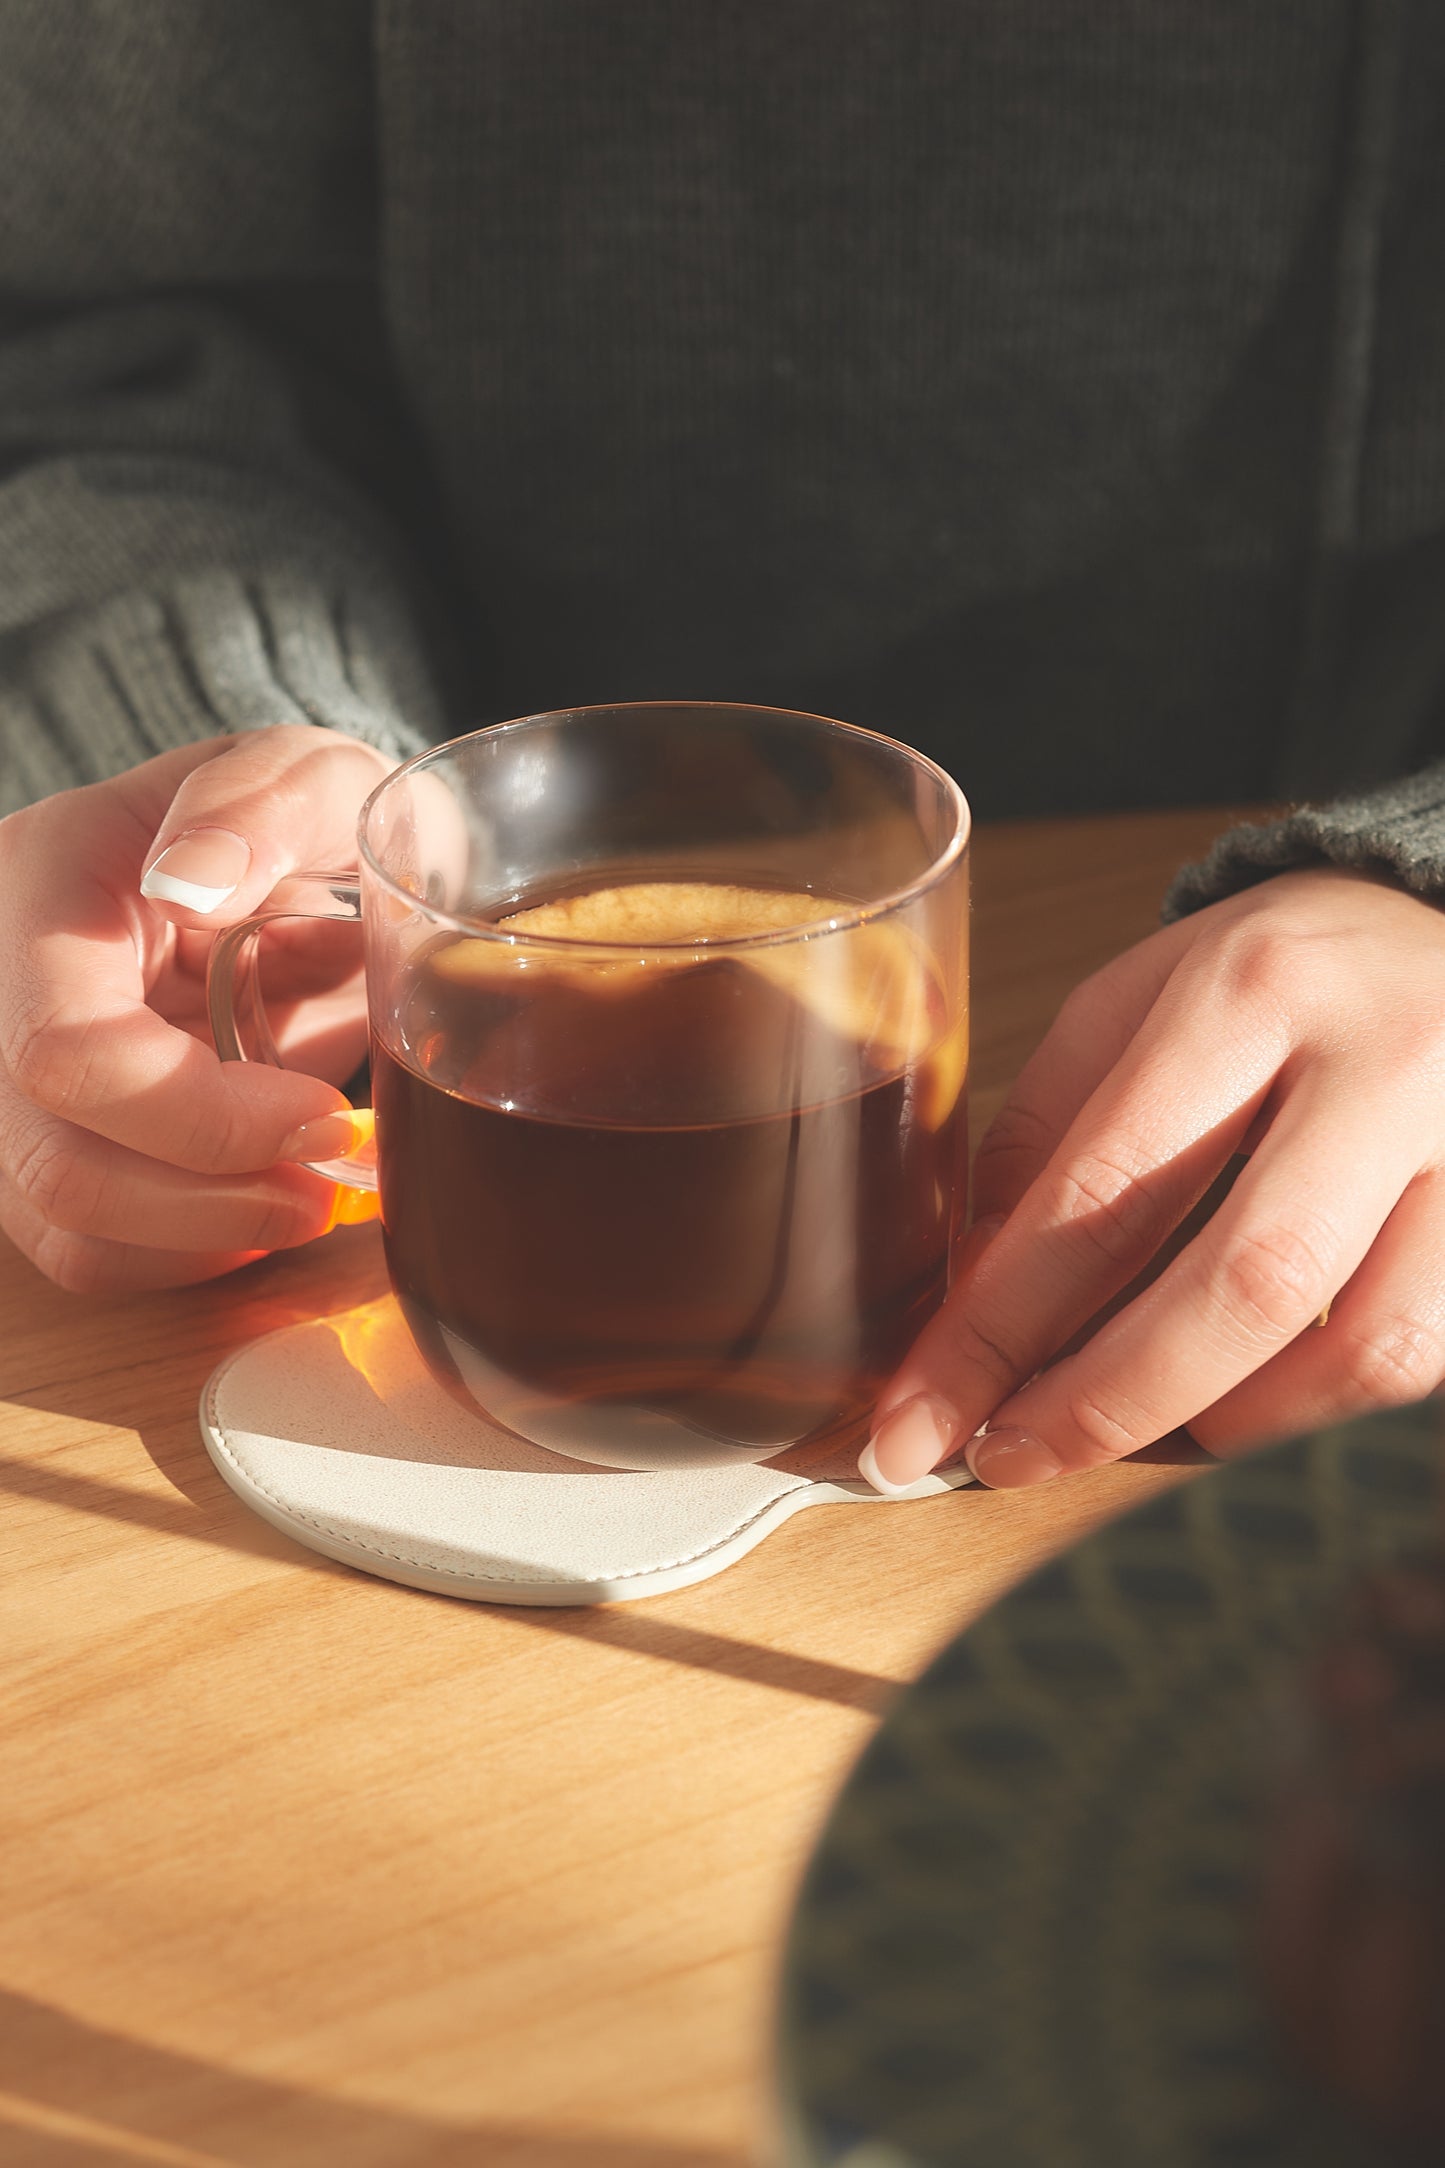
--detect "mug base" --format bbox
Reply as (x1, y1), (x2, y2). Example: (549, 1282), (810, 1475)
(199, 1291), (972, 1605)
(435, 1321), (819, 1471)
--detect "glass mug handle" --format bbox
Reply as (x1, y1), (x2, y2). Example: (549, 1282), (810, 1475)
(206, 871), (378, 1193)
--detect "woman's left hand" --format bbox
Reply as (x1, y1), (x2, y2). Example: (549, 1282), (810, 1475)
(863, 866), (1445, 1492)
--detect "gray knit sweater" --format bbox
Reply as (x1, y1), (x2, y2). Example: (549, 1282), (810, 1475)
(4, 0), (1445, 918)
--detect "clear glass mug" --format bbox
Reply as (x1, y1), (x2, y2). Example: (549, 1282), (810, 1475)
(208, 704), (970, 1470)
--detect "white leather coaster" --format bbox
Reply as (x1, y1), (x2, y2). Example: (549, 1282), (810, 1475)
(200, 1296), (972, 1605)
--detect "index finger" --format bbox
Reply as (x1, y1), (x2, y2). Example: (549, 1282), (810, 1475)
(2, 897), (348, 1173)
(968, 1077), (1421, 1482)
(864, 964), (1286, 1483)
(971, 913), (1196, 1226)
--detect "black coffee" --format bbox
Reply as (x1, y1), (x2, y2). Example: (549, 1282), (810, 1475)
(371, 882), (967, 1460)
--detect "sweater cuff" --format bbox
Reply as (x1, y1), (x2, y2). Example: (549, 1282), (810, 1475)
(1162, 760), (1445, 922)
(1, 564), (443, 815)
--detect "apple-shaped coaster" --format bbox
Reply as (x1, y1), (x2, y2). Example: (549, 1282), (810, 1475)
(200, 1296), (972, 1605)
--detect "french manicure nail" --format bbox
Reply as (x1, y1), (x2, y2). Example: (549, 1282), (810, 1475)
(859, 1393), (961, 1493)
(965, 1427), (1063, 1489)
(279, 1109), (375, 1164)
(140, 828), (252, 912)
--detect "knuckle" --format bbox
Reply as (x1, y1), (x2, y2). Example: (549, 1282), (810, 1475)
(5, 1006), (103, 1118)
(1048, 1147), (1166, 1265)
(1212, 1215), (1337, 1341)
(1386, 1010), (1445, 1091)
(216, 719), (387, 794)
(974, 1099), (1057, 1187)
(3, 1008), (62, 1105)
(946, 1303), (1035, 1396)
(1056, 1380), (1152, 1466)
(1224, 924), (1296, 994)
(1339, 1314), (1445, 1406)
(1186, 925), (1297, 1035)
(221, 719), (330, 763)
(165, 1082), (260, 1174)
(29, 1223), (118, 1296)
(169, 1100), (234, 1173)
(7, 1123), (101, 1232)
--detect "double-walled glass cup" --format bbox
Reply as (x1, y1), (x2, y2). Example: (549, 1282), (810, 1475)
(209, 705), (970, 1470)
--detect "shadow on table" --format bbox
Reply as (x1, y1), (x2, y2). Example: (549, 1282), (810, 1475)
(511, 1602), (896, 1711)
(0, 1430), (899, 1711)
(4, 1235), (1198, 1721)
(0, 1428), (354, 1576)
(2, 1368), (1202, 1722)
(0, 1988), (748, 2167)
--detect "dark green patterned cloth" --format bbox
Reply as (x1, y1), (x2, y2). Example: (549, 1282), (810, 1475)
(778, 1405), (1444, 2168)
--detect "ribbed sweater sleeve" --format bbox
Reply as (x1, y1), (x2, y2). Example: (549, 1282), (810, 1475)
(0, 301), (447, 817)
(1162, 757), (1445, 921)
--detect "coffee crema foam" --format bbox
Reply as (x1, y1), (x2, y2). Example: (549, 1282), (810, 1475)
(499, 879), (840, 944)
(432, 880), (966, 1125)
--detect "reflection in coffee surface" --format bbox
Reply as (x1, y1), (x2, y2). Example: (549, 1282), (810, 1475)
(370, 881), (967, 1463)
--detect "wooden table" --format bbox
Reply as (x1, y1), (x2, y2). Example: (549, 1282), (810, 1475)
(0, 807), (1239, 2168)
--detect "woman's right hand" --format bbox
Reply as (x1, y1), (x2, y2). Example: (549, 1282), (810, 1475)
(0, 723), (392, 1291)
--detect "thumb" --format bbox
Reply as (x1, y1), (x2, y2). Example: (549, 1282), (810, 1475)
(138, 724), (394, 924)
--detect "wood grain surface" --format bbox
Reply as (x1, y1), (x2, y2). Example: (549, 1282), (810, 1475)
(0, 806), (1246, 2168)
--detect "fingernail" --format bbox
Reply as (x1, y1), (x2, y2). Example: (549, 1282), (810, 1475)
(279, 1108), (375, 1164)
(859, 1393), (961, 1494)
(965, 1427), (1062, 1489)
(140, 829), (252, 912)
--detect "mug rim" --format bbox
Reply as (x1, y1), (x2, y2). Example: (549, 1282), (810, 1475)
(356, 700), (971, 953)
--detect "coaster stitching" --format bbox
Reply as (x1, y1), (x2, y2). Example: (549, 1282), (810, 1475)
(203, 1359), (818, 1588)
